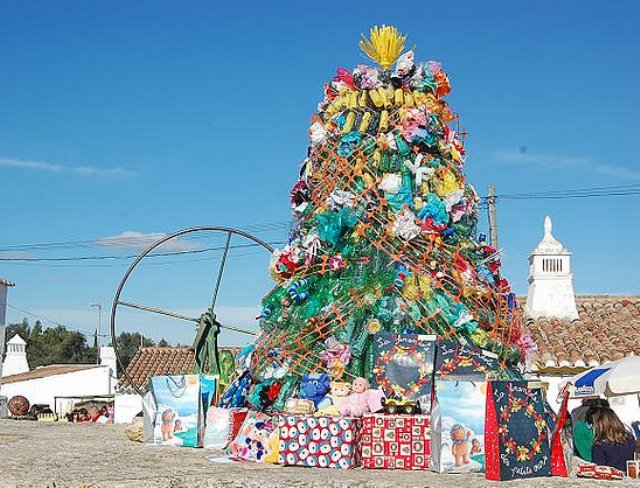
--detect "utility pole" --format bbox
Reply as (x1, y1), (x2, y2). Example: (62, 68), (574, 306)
(90, 303), (102, 364)
(487, 185), (499, 249)
(0, 278), (15, 396)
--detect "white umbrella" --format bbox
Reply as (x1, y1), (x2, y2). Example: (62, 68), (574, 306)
(568, 355), (640, 398)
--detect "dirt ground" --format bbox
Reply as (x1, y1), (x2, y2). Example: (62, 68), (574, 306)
(0, 420), (636, 488)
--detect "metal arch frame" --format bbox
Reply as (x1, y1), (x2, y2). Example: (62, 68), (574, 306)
(110, 226), (274, 395)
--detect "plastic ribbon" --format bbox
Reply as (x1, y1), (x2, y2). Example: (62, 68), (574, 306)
(327, 189), (356, 209)
(392, 207), (421, 240)
(302, 233), (321, 265)
(417, 192), (449, 225)
(316, 207), (358, 247)
(337, 131), (362, 157)
(379, 173), (402, 193)
(353, 64), (381, 89)
(308, 121), (327, 146)
(404, 153), (435, 187)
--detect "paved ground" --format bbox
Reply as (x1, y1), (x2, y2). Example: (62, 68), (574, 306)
(0, 420), (635, 487)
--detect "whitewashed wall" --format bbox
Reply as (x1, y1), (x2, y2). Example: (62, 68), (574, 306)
(0, 366), (113, 413)
(114, 393), (143, 424)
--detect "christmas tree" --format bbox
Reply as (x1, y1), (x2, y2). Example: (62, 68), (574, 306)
(249, 26), (531, 406)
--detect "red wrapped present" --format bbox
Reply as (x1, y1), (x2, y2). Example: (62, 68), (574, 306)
(278, 415), (361, 469)
(577, 464), (625, 481)
(361, 414), (431, 470)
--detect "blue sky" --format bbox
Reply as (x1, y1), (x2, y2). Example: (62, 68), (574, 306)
(1, 0), (638, 346)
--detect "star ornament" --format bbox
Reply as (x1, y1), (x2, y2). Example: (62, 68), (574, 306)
(404, 154), (434, 187)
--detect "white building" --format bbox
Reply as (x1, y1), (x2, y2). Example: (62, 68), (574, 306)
(0, 339), (117, 415)
(2, 335), (29, 376)
(524, 217), (640, 425)
(525, 216), (579, 320)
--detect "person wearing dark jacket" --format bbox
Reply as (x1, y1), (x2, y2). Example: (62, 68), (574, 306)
(591, 407), (636, 472)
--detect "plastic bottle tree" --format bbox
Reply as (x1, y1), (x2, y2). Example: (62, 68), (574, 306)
(251, 26), (530, 398)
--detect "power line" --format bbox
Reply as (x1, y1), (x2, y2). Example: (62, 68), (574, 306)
(0, 221), (290, 252)
(0, 240), (284, 263)
(6, 304), (108, 337)
(480, 184), (640, 202)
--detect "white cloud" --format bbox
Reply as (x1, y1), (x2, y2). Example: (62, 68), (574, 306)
(493, 150), (640, 181)
(0, 157), (135, 177)
(96, 231), (201, 252)
(0, 250), (35, 259)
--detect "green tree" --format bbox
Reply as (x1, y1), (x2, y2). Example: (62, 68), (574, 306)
(4, 319), (97, 368)
(114, 332), (155, 370)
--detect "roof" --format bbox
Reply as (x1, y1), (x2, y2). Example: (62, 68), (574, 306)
(1, 364), (104, 384)
(525, 295), (640, 372)
(117, 346), (242, 392)
(7, 334), (26, 345)
(0, 278), (15, 287)
(118, 347), (196, 391)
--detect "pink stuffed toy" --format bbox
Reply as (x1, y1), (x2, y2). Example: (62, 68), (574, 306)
(340, 377), (385, 417)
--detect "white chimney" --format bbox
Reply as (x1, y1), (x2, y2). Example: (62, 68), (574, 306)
(100, 346), (117, 379)
(525, 216), (580, 321)
(2, 334), (30, 377)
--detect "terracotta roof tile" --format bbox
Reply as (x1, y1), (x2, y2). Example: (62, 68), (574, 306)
(116, 346), (240, 392)
(524, 295), (640, 371)
(117, 347), (196, 392)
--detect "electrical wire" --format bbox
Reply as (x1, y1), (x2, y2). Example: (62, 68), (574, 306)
(0, 240), (285, 263)
(6, 304), (109, 338)
(480, 184), (640, 201)
(0, 221), (290, 252)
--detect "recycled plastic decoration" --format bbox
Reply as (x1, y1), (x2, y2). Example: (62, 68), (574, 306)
(250, 26), (530, 396)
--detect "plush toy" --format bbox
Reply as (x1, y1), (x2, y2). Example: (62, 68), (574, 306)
(340, 377), (385, 417)
(316, 381), (351, 416)
(298, 373), (331, 409)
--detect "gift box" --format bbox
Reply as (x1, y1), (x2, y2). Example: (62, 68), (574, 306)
(435, 337), (517, 380)
(431, 379), (486, 473)
(203, 407), (248, 449)
(578, 464), (625, 481)
(361, 413), (431, 470)
(227, 410), (279, 463)
(373, 333), (436, 413)
(485, 381), (551, 481)
(278, 415), (361, 469)
(143, 374), (209, 447)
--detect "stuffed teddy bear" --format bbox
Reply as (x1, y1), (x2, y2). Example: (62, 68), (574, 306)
(340, 377), (385, 417)
(298, 373), (331, 409)
(316, 381), (351, 416)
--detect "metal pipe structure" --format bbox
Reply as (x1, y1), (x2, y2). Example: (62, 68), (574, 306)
(110, 226), (274, 396)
